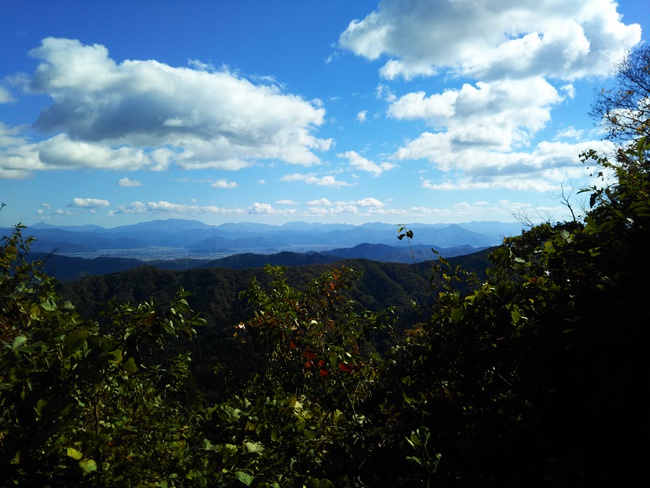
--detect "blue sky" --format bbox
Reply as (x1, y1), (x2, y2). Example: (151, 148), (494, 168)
(1, 0), (647, 228)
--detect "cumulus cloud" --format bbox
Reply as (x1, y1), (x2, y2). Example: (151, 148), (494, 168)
(386, 77), (595, 189)
(338, 1), (641, 193)
(247, 202), (297, 215)
(339, 0), (641, 81)
(411, 139), (606, 192)
(389, 78), (564, 149)
(211, 178), (238, 189)
(305, 196), (396, 217)
(336, 197), (384, 208)
(306, 198), (333, 206)
(338, 150), (396, 176)
(0, 37), (332, 179)
(357, 110), (368, 122)
(70, 198), (110, 209)
(117, 177), (142, 187)
(281, 173), (350, 187)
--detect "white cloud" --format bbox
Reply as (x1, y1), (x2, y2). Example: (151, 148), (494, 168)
(357, 110), (368, 122)
(0, 37), (332, 179)
(281, 172), (350, 187)
(339, 0), (641, 81)
(281, 173), (310, 182)
(385, 75), (604, 191)
(389, 77), (562, 149)
(336, 1), (642, 196)
(306, 198), (333, 206)
(0, 86), (13, 103)
(247, 202), (297, 215)
(376, 83), (396, 102)
(304, 197), (398, 218)
(70, 198), (110, 209)
(554, 127), (584, 140)
(276, 199), (298, 205)
(112, 200), (246, 216)
(338, 150), (396, 176)
(336, 197), (384, 208)
(411, 138), (605, 192)
(211, 178), (238, 189)
(117, 177), (142, 187)
(412, 198), (577, 223)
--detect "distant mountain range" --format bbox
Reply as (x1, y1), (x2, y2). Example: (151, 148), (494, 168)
(4, 218), (525, 281)
(5, 219), (523, 257)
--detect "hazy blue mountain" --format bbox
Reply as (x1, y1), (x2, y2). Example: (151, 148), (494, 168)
(107, 218), (213, 235)
(187, 236), (235, 253)
(29, 240), (97, 253)
(31, 222), (107, 232)
(3, 219), (523, 258)
(324, 243), (483, 263)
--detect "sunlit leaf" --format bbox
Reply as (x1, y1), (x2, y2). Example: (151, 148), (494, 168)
(79, 458), (97, 472)
(66, 447), (83, 460)
(244, 441), (265, 455)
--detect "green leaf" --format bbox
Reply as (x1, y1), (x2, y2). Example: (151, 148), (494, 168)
(244, 441), (265, 455)
(65, 330), (88, 352)
(11, 335), (28, 350)
(66, 447), (83, 460)
(235, 470), (254, 486)
(123, 357), (138, 375)
(406, 455), (424, 466)
(108, 349), (123, 364)
(79, 458), (97, 472)
(510, 309), (521, 324)
(450, 308), (465, 324)
(305, 478), (335, 488)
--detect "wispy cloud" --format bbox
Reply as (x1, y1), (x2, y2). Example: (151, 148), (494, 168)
(338, 150), (395, 176)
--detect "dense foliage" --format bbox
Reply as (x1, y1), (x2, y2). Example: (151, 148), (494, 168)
(2, 47), (649, 486)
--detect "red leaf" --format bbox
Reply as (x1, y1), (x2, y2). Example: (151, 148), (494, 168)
(319, 369), (329, 377)
(303, 350), (317, 360)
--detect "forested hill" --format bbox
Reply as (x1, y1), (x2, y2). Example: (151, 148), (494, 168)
(30, 242), (486, 281)
(57, 250), (491, 333)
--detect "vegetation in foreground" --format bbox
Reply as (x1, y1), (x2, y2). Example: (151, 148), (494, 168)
(2, 47), (650, 487)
